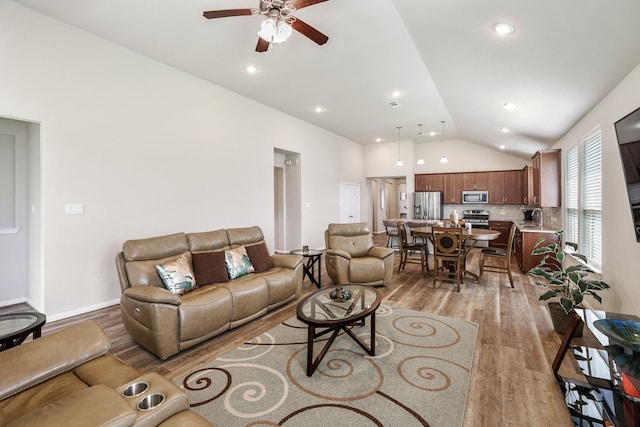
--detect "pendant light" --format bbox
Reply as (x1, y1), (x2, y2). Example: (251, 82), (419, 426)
(396, 126), (403, 166)
(439, 120), (448, 164)
(416, 123), (425, 165)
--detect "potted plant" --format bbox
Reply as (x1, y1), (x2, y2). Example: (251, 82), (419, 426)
(527, 230), (610, 335)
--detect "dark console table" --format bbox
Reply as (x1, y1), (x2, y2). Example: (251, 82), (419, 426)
(553, 308), (640, 426)
(289, 249), (322, 288)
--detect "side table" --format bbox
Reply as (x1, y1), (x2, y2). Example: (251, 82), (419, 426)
(553, 308), (640, 426)
(0, 312), (46, 351)
(289, 249), (322, 288)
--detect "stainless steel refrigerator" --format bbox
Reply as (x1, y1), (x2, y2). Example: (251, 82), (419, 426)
(413, 192), (444, 220)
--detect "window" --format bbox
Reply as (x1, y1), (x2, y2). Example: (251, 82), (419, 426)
(565, 128), (602, 268)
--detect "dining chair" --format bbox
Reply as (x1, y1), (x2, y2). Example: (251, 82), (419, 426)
(397, 222), (428, 274)
(431, 226), (465, 291)
(478, 223), (517, 287)
(382, 219), (399, 248)
(406, 221), (428, 245)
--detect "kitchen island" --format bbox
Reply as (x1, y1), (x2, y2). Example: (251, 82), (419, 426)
(513, 222), (561, 273)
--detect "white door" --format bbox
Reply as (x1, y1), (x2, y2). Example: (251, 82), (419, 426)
(339, 182), (360, 223)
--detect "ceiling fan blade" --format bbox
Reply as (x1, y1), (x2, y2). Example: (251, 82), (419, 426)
(203, 9), (253, 19)
(292, 19), (329, 45)
(256, 37), (270, 53)
(293, 0), (329, 10)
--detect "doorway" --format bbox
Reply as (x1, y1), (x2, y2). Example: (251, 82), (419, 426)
(369, 176), (406, 234)
(273, 148), (301, 253)
(0, 117), (42, 311)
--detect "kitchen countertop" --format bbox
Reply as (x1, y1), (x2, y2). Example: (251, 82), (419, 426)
(515, 221), (560, 233)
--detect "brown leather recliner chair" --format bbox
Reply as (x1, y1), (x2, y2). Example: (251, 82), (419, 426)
(324, 223), (395, 286)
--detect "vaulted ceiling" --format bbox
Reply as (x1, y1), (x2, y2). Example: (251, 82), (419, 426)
(13, 0), (640, 159)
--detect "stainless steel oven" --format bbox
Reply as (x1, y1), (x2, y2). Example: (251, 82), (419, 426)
(462, 190), (489, 204)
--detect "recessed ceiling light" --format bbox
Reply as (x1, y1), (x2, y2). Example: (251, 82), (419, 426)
(493, 22), (515, 35)
(499, 145), (506, 150)
(375, 137), (382, 143)
(501, 127), (509, 133)
(429, 131), (436, 136)
(314, 106), (323, 113)
(503, 102), (516, 110)
(392, 90), (401, 98)
(245, 65), (257, 73)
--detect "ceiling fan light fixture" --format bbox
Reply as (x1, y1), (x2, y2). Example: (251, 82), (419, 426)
(257, 17), (277, 41)
(272, 20), (293, 43)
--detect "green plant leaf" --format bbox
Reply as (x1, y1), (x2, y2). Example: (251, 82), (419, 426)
(559, 298), (574, 314)
(539, 290), (560, 301)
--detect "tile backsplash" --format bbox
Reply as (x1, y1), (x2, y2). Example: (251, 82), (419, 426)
(442, 205), (562, 230)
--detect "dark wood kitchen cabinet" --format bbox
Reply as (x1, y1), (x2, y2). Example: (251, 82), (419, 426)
(489, 220), (513, 248)
(462, 172), (489, 191)
(531, 149), (561, 207)
(415, 174), (445, 192)
(488, 170), (521, 205)
(521, 165), (533, 206)
(513, 227), (561, 273)
(444, 173), (463, 204)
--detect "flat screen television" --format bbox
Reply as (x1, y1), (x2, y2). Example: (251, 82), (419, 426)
(614, 106), (640, 242)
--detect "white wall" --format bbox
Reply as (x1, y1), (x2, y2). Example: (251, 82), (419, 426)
(0, 2), (363, 318)
(553, 64), (640, 316)
(364, 138), (528, 179)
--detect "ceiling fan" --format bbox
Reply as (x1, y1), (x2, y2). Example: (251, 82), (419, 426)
(203, 0), (330, 52)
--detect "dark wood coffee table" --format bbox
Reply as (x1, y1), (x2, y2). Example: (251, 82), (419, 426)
(0, 312), (46, 351)
(296, 285), (381, 376)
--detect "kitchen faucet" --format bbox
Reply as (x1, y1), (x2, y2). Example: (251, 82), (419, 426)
(532, 208), (543, 227)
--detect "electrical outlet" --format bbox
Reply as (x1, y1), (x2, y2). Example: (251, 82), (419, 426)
(64, 204), (84, 215)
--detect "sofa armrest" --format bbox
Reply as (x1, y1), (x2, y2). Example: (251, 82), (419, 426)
(325, 249), (351, 260)
(123, 285), (181, 305)
(8, 385), (136, 427)
(271, 254), (303, 269)
(0, 321), (110, 401)
(367, 246), (395, 260)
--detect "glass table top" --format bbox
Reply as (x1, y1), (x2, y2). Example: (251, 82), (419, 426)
(0, 313), (46, 339)
(297, 285), (380, 324)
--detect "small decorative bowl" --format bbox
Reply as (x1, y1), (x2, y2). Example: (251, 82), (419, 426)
(329, 287), (352, 301)
(593, 319), (640, 354)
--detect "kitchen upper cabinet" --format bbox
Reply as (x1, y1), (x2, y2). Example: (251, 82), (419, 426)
(415, 174), (445, 192)
(521, 165), (533, 206)
(503, 170), (522, 204)
(444, 173), (463, 204)
(531, 149), (561, 207)
(489, 170), (522, 205)
(463, 172), (489, 190)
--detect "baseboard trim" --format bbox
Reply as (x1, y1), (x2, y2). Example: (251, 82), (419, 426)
(47, 299), (120, 322)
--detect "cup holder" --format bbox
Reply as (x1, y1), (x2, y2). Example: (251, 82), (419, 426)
(121, 381), (149, 398)
(137, 393), (165, 411)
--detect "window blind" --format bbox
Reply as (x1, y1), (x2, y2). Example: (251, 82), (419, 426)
(564, 129), (602, 268)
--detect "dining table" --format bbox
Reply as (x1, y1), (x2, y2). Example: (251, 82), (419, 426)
(411, 226), (501, 281)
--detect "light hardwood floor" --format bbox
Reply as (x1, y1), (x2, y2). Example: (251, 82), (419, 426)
(2, 233), (580, 426)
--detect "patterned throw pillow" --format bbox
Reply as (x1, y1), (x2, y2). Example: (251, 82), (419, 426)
(224, 245), (255, 279)
(156, 254), (197, 296)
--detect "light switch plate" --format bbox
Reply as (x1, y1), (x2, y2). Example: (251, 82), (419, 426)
(65, 203), (84, 215)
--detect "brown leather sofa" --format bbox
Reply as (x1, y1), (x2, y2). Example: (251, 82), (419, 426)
(116, 226), (303, 360)
(0, 320), (212, 426)
(324, 222), (395, 286)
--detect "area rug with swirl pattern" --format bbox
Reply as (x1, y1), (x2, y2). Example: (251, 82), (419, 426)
(176, 305), (478, 427)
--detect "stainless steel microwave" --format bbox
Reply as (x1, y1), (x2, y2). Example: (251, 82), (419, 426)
(462, 190), (489, 204)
